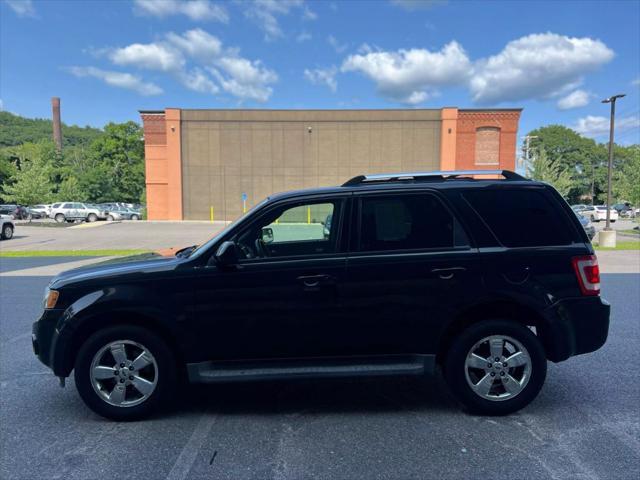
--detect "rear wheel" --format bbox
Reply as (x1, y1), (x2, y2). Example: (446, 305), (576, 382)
(444, 319), (546, 415)
(55, 213), (65, 223)
(74, 325), (177, 421)
(1, 224), (13, 240)
(87, 213), (98, 222)
(131, 214), (140, 221)
(106, 215), (114, 221)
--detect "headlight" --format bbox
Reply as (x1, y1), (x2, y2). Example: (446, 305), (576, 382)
(43, 287), (60, 309)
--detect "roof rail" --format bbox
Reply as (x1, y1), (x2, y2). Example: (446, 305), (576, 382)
(342, 170), (527, 186)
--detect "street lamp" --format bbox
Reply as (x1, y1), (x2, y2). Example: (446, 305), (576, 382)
(600, 94), (625, 245)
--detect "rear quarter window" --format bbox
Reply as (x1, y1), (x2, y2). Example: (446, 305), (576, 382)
(463, 188), (576, 247)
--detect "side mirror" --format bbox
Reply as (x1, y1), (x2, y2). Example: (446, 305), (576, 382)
(214, 241), (238, 266)
(261, 227), (274, 244)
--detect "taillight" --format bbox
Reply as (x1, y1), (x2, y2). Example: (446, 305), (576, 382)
(572, 255), (600, 296)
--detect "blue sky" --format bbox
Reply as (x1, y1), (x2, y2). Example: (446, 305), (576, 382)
(1, 0), (639, 147)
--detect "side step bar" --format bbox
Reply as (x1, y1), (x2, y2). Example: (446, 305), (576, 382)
(187, 355), (435, 384)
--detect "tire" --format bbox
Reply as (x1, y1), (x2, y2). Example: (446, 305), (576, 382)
(87, 213), (98, 222)
(590, 215), (597, 222)
(131, 215), (139, 221)
(1, 225), (13, 240)
(107, 215), (114, 222)
(443, 319), (546, 416)
(74, 325), (177, 421)
(55, 213), (66, 223)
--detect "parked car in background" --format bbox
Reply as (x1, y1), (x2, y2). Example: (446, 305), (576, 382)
(578, 205), (618, 223)
(571, 204), (588, 213)
(1, 214), (14, 240)
(49, 203), (102, 223)
(575, 213), (596, 240)
(29, 204), (52, 219)
(0, 204), (31, 220)
(98, 206), (141, 221)
(613, 203), (636, 218)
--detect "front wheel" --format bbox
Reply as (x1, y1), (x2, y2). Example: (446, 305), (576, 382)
(55, 213), (65, 223)
(444, 320), (546, 415)
(1, 225), (13, 240)
(130, 214), (140, 221)
(87, 213), (98, 222)
(74, 325), (177, 421)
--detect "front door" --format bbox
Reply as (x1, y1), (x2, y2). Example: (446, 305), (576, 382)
(192, 197), (350, 361)
(343, 191), (483, 356)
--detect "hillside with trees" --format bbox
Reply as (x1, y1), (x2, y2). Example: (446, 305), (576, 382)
(0, 111), (103, 148)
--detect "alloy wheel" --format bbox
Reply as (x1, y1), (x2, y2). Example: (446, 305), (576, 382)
(89, 340), (158, 407)
(464, 335), (532, 402)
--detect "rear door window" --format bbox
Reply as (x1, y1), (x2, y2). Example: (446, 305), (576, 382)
(357, 193), (469, 253)
(463, 188), (575, 247)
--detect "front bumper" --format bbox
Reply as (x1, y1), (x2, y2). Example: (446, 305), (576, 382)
(541, 296), (610, 362)
(32, 309), (64, 370)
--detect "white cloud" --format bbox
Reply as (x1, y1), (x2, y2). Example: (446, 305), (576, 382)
(302, 6), (317, 20)
(573, 115), (640, 138)
(67, 66), (163, 96)
(5, 0), (36, 17)
(166, 28), (222, 62)
(178, 68), (219, 94)
(328, 35), (348, 54)
(109, 42), (184, 72)
(557, 89), (592, 110)
(341, 41), (471, 105)
(470, 33), (614, 104)
(296, 31), (312, 42)
(243, 0), (304, 40)
(632, 77), (640, 87)
(208, 57), (277, 102)
(133, 0), (228, 22)
(304, 67), (338, 92)
(390, 0), (447, 10)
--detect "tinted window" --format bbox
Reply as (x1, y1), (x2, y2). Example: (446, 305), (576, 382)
(62, 203), (73, 209)
(358, 194), (469, 252)
(463, 188), (574, 247)
(237, 201), (339, 259)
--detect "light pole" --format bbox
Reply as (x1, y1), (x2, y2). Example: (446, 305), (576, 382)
(600, 94), (625, 246)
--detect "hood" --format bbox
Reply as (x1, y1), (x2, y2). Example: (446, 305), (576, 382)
(50, 251), (185, 289)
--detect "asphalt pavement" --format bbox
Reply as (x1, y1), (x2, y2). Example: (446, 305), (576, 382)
(0, 258), (638, 480)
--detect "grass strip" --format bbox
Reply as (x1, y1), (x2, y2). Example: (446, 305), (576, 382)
(594, 241), (640, 251)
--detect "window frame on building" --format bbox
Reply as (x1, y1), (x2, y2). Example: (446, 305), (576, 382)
(474, 126), (501, 166)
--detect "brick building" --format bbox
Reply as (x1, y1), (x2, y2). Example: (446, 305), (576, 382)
(140, 108), (521, 221)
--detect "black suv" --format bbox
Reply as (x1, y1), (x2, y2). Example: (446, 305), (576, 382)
(32, 170), (610, 420)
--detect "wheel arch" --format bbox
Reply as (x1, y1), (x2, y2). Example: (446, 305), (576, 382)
(436, 300), (551, 365)
(56, 310), (184, 378)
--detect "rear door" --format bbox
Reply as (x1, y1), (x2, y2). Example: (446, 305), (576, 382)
(342, 190), (483, 356)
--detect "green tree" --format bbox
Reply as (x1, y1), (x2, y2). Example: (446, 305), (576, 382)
(526, 148), (574, 198)
(613, 145), (640, 206)
(1, 142), (56, 205)
(56, 176), (86, 202)
(85, 122), (144, 203)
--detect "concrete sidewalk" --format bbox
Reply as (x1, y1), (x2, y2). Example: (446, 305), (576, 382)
(0, 221), (227, 252)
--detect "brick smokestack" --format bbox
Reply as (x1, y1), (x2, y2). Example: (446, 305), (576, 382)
(51, 97), (63, 151)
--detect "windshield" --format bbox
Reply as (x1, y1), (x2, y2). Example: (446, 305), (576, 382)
(189, 197), (270, 258)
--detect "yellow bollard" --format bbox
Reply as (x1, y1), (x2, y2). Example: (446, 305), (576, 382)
(210, 206), (214, 222)
(307, 206), (311, 224)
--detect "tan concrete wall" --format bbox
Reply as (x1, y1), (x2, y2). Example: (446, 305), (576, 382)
(181, 110), (441, 221)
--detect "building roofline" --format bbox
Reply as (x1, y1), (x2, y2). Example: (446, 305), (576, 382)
(458, 108), (523, 112)
(138, 110), (165, 114)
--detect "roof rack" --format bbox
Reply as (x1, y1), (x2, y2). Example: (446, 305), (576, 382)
(342, 169), (527, 187)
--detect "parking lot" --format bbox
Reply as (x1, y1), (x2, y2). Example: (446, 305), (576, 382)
(1, 256), (639, 480)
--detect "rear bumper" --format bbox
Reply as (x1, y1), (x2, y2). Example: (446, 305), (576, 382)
(541, 296), (610, 362)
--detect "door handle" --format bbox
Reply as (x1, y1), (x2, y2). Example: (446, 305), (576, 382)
(431, 267), (466, 280)
(297, 274), (333, 287)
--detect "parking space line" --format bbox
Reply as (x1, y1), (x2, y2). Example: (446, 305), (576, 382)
(165, 413), (217, 480)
